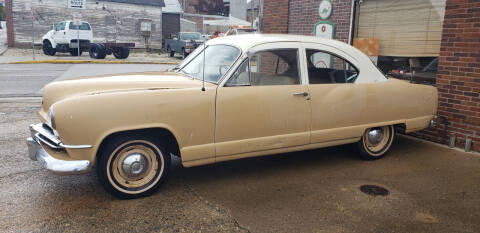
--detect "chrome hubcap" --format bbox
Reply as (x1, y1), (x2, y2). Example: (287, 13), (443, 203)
(367, 128), (384, 146)
(121, 153), (148, 178)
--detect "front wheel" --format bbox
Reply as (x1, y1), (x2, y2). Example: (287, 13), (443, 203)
(42, 41), (56, 56)
(97, 134), (171, 199)
(357, 125), (395, 160)
(182, 48), (188, 59)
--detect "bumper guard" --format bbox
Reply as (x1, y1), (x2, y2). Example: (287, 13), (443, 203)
(26, 123), (92, 175)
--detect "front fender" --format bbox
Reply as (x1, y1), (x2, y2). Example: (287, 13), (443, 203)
(42, 30), (57, 48)
(51, 88), (216, 163)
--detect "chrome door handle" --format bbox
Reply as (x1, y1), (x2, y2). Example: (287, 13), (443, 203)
(293, 92), (308, 97)
(293, 92), (310, 100)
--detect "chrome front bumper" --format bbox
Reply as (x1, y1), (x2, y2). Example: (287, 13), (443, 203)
(26, 123), (92, 175)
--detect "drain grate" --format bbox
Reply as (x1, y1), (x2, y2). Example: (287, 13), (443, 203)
(360, 185), (389, 196)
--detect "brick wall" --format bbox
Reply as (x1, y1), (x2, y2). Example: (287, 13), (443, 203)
(413, 0), (480, 152)
(262, 0), (290, 33)
(288, 0), (352, 43)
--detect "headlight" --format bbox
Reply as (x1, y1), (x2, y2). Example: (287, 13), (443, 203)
(48, 106), (56, 129)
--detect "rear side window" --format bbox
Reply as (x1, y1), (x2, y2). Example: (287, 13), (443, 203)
(250, 49), (300, 86)
(69, 22), (91, 30)
(306, 49), (358, 84)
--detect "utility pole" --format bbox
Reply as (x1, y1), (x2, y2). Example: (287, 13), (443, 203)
(31, 3), (35, 60)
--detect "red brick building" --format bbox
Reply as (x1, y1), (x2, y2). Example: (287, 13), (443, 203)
(262, 0), (480, 152)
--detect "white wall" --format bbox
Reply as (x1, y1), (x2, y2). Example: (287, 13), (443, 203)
(229, 0), (247, 20)
(12, 0), (163, 48)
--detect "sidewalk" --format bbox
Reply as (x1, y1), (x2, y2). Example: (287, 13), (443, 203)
(0, 47), (181, 64)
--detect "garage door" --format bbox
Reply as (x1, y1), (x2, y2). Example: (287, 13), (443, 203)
(356, 0), (446, 57)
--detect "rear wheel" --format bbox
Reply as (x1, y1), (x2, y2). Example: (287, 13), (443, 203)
(97, 134), (171, 199)
(42, 40), (56, 56)
(89, 43), (107, 59)
(357, 125), (395, 160)
(113, 47), (130, 59)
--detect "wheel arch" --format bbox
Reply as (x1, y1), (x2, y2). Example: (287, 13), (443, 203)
(394, 123), (406, 134)
(43, 38), (57, 48)
(96, 127), (181, 161)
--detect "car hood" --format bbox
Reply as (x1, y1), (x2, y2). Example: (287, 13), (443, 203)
(41, 71), (214, 114)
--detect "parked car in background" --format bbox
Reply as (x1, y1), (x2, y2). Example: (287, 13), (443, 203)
(42, 21), (93, 57)
(42, 20), (134, 59)
(27, 34), (437, 199)
(165, 32), (205, 59)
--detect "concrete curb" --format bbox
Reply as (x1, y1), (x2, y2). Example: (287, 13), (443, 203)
(8, 60), (179, 65)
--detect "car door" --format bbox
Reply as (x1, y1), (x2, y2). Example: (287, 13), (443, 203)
(67, 22), (77, 46)
(302, 43), (368, 143)
(215, 42), (311, 158)
(53, 21), (66, 44)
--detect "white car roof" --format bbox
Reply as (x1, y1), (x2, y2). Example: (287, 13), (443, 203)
(206, 34), (386, 83)
(207, 34), (355, 55)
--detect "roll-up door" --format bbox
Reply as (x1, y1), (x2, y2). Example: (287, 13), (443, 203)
(356, 0), (446, 57)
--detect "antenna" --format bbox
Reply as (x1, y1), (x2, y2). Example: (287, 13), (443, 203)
(201, 41), (206, 92)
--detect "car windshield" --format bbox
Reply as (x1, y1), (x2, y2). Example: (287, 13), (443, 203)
(179, 45), (241, 83)
(181, 33), (202, 40)
(69, 22), (91, 30)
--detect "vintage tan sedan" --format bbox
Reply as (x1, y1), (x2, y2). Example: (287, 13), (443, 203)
(27, 34), (438, 198)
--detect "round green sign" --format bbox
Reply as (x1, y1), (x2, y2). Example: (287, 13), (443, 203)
(318, 0), (333, 20)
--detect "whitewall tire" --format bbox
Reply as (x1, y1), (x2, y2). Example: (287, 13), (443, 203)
(97, 134), (171, 199)
(357, 125), (395, 160)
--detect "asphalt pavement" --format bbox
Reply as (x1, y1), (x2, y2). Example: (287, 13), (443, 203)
(0, 63), (174, 97)
(0, 63), (479, 232)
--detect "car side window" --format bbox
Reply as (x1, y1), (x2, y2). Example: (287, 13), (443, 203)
(249, 49), (300, 86)
(55, 22), (66, 31)
(226, 59), (250, 86)
(306, 49), (358, 84)
(69, 22), (91, 30)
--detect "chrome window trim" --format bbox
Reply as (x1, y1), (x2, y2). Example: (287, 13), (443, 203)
(220, 42), (305, 87)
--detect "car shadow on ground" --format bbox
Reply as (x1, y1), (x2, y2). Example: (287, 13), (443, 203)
(45, 135), (415, 200)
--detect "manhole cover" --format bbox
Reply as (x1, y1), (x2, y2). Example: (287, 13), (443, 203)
(360, 185), (389, 196)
